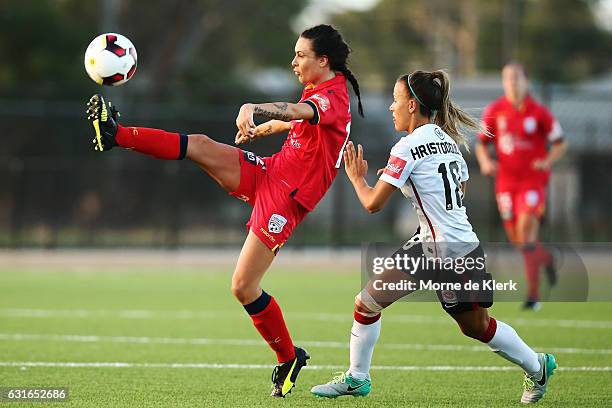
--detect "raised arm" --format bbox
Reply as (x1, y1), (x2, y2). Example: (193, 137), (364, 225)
(236, 102), (314, 139)
(344, 141), (396, 214)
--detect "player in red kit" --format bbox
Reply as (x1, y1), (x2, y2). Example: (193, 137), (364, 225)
(84, 24), (363, 397)
(475, 63), (567, 310)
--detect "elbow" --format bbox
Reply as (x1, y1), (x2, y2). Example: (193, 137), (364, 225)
(365, 203), (382, 214)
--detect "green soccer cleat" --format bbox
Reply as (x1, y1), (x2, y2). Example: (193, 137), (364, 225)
(85, 94), (120, 152)
(311, 372), (371, 398)
(270, 347), (310, 398)
(521, 353), (557, 404)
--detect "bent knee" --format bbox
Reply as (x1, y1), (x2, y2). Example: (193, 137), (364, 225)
(230, 277), (258, 304)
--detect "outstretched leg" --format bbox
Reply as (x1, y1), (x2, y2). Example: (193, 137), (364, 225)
(450, 307), (557, 404)
(85, 94), (242, 192)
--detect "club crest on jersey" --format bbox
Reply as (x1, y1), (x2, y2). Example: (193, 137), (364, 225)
(310, 93), (330, 112)
(384, 155), (407, 179)
(523, 117), (537, 134)
(268, 214), (287, 234)
(441, 290), (458, 306)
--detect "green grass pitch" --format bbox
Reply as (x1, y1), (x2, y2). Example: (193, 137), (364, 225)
(1, 259), (611, 407)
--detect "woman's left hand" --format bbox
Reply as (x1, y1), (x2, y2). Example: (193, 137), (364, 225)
(236, 103), (256, 139)
(343, 141), (368, 183)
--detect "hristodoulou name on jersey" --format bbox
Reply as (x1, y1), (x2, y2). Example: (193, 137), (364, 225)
(410, 141), (461, 160)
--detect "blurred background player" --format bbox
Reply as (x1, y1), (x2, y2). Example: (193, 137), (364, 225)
(311, 70), (557, 404)
(85, 24), (364, 397)
(475, 63), (568, 310)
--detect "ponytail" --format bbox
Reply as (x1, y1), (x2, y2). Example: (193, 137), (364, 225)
(401, 70), (488, 151)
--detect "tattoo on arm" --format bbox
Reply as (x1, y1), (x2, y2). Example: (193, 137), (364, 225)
(253, 106), (292, 121)
(272, 102), (288, 111)
(261, 124), (273, 136)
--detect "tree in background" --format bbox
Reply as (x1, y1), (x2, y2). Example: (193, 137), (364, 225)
(0, 0), (305, 102)
(333, 0), (612, 86)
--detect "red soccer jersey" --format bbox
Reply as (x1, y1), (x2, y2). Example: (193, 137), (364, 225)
(479, 95), (563, 184)
(266, 73), (351, 211)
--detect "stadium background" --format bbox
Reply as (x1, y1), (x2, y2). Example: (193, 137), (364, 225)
(1, 0), (611, 248)
(1, 1), (611, 406)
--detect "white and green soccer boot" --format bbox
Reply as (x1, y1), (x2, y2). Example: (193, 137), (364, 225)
(311, 372), (371, 398)
(521, 353), (558, 404)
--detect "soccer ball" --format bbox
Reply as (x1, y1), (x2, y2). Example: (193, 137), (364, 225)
(84, 33), (137, 86)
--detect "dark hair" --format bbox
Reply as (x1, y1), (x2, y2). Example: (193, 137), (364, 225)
(301, 24), (364, 117)
(398, 70), (487, 150)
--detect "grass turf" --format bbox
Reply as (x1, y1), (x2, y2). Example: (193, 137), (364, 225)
(0, 261), (611, 407)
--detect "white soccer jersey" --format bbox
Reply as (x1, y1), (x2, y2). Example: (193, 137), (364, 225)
(379, 124), (479, 258)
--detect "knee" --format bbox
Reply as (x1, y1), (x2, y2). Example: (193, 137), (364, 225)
(187, 134), (213, 157)
(458, 315), (490, 339)
(231, 276), (255, 304)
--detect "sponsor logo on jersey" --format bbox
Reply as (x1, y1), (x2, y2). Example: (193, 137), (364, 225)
(309, 93), (330, 112)
(523, 117), (537, 134)
(497, 116), (507, 131)
(434, 127), (445, 140)
(268, 214), (288, 234)
(259, 228), (276, 243)
(384, 155), (407, 179)
(290, 136), (301, 149)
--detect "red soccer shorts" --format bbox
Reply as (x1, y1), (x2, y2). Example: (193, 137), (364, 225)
(495, 178), (547, 228)
(229, 150), (309, 253)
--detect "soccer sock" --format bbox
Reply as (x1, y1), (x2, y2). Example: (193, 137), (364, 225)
(116, 125), (188, 160)
(534, 241), (553, 267)
(483, 318), (541, 376)
(243, 291), (295, 363)
(348, 311), (381, 380)
(522, 244), (540, 300)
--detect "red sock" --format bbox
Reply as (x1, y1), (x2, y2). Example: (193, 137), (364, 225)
(522, 246), (539, 300)
(353, 310), (381, 325)
(248, 296), (295, 363)
(534, 241), (552, 267)
(116, 125), (187, 160)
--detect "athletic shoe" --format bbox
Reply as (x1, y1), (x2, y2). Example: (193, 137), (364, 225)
(85, 94), (119, 152)
(311, 372), (371, 398)
(522, 300), (541, 311)
(270, 347), (310, 397)
(521, 353), (557, 404)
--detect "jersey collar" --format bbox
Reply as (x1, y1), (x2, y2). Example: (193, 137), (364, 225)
(304, 72), (345, 93)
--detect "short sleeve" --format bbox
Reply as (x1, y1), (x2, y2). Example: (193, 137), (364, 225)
(379, 141), (416, 188)
(539, 106), (563, 142)
(460, 157), (469, 182)
(304, 92), (340, 126)
(478, 103), (497, 144)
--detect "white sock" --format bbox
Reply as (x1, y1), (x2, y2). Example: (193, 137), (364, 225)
(348, 317), (381, 380)
(487, 320), (541, 376)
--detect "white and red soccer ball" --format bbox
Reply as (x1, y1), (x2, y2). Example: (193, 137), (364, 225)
(84, 33), (137, 86)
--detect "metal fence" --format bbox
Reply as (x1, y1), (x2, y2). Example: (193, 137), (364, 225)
(0, 83), (610, 247)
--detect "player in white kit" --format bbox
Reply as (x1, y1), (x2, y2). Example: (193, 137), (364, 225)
(311, 70), (557, 404)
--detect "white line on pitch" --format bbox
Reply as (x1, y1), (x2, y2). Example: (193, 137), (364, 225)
(1, 333), (610, 355)
(0, 361), (610, 372)
(1, 308), (611, 329)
